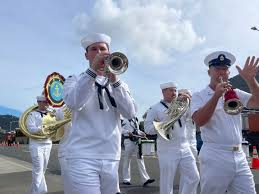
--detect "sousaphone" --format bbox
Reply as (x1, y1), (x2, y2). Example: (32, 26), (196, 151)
(19, 72), (71, 141)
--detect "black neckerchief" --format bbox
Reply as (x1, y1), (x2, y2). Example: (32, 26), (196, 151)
(160, 101), (182, 128)
(36, 110), (47, 118)
(95, 81), (117, 110)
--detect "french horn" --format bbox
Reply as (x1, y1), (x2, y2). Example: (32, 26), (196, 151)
(153, 95), (190, 140)
(104, 52), (128, 75)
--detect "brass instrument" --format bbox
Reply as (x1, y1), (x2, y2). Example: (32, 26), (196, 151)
(220, 77), (243, 115)
(104, 52), (128, 75)
(19, 105), (71, 141)
(19, 72), (71, 141)
(153, 95), (190, 140)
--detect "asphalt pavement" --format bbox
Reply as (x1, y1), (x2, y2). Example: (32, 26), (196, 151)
(1, 144), (259, 194)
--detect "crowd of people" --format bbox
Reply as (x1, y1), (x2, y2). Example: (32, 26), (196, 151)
(24, 32), (259, 194)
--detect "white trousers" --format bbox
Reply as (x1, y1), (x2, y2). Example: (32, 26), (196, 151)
(64, 158), (120, 194)
(199, 144), (256, 194)
(58, 155), (70, 194)
(29, 144), (52, 194)
(122, 139), (150, 184)
(179, 144), (199, 194)
(158, 146), (200, 194)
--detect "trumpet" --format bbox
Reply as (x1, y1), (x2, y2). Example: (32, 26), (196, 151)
(104, 52), (128, 75)
(219, 77), (243, 115)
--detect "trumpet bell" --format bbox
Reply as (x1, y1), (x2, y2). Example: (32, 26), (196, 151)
(105, 52), (128, 75)
(224, 99), (244, 115)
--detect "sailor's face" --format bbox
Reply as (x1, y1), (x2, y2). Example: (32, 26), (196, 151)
(162, 87), (177, 102)
(37, 101), (48, 110)
(85, 42), (109, 64)
(208, 66), (230, 83)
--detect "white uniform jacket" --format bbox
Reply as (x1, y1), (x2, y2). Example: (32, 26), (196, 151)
(63, 68), (137, 160)
(144, 100), (190, 151)
(26, 110), (52, 145)
(191, 86), (251, 145)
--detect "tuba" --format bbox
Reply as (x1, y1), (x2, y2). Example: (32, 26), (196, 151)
(153, 95), (190, 140)
(19, 72), (71, 141)
(104, 52), (128, 75)
(220, 77), (244, 115)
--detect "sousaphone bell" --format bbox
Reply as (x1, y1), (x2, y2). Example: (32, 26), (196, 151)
(19, 72), (71, 141)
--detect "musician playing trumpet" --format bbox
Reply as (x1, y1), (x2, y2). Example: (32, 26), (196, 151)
(62, 33), (136, 194)
(191, 51), (259, 194)
(144, 82), (199, 194)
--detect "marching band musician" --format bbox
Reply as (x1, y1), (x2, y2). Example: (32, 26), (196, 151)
(26, 95), (52, 194)
(144, 82), (199, 194)
(121, 117), (155, 186)
(62, 33), (136, 194)
(191, 51), (259, 194)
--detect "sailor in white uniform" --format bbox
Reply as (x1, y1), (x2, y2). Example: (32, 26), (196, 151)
(191, 51), (259, 194)
(62, 33), (136, 194)
(26, 95), (52, 194)
(121, 117), (155, 186)
(144, 82), (200, 194)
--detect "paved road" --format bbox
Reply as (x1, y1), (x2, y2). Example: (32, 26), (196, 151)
(1, 145), (259, 194)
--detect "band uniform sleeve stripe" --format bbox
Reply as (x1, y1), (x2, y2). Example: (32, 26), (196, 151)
(112, 80), (121, 88)
(86, 69), (97, 78)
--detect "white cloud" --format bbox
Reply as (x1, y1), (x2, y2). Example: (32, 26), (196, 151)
(72, 0), (205, 65)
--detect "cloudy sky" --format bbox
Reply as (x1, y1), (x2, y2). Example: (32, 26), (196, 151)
(1, 0), (259, 118)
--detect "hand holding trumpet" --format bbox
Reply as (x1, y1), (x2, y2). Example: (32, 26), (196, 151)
(91, 53), (110, 75)
(91, 52), (128, 81)
(214, 77), (232, 99)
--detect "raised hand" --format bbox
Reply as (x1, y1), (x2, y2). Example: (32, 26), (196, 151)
(236, 56), (259, 82)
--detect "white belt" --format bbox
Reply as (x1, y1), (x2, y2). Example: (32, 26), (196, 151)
(203, 142), (242, 152)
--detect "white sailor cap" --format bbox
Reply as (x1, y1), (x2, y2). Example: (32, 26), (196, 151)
(178, 89), (192, 96)
(81, 33), (111, 50)
(36, 95), (47, 102)
(204, 51), (236, 67)
(160, 82), (177, 90)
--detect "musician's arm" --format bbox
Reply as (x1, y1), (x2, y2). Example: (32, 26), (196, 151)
(121, 120), (133, 135)
(63, 70), (96, 110)
(144, 107), (158, 135)
(26, 112), (42, 134)
(191, 93), (219, 128)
